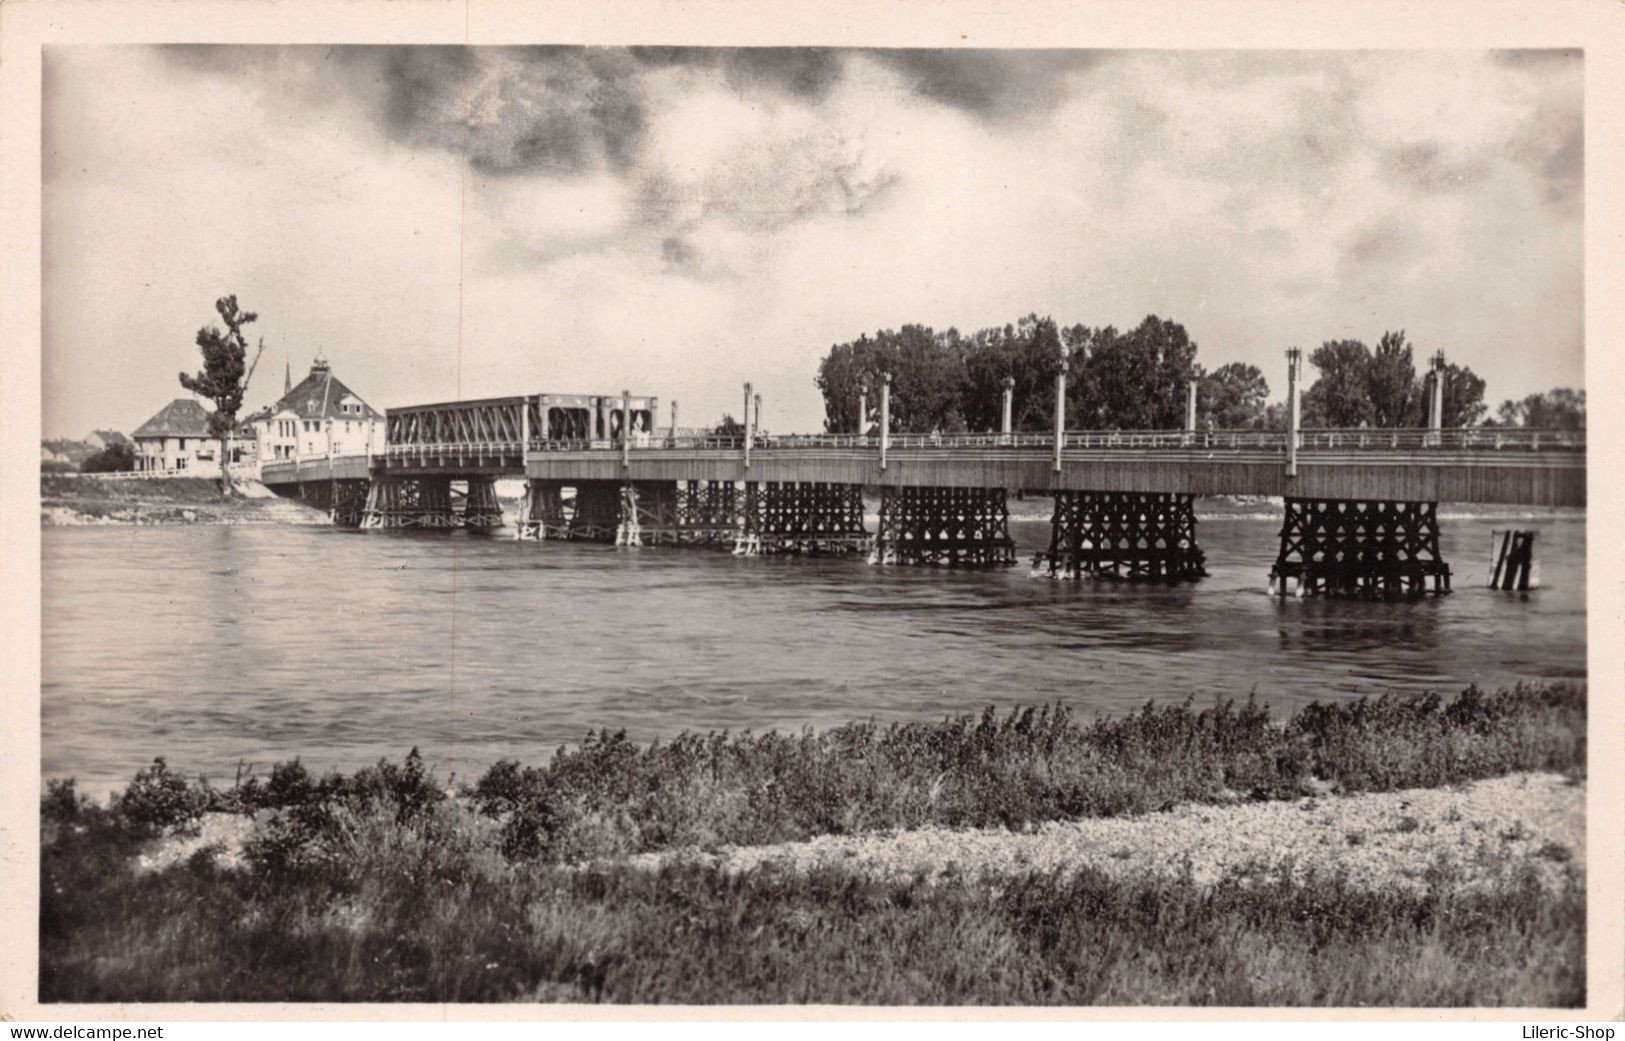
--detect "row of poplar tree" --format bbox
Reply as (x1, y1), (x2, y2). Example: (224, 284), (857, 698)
(814, 314), (1579, 435)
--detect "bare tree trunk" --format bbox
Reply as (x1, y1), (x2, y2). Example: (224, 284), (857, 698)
(219, 433), (235, 499)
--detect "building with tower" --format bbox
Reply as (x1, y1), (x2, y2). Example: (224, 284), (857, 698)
(239, 353), (386, 475)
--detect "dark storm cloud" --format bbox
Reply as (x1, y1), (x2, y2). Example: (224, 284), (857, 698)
(361, 46), (647, 177)
(161, 45), (649, 177)
(631, 46), (846, 100)
(862, 49), (1106, 118)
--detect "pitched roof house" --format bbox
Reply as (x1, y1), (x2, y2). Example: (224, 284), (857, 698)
(132, 398), (212, 440)
(131, 398), (216, 473)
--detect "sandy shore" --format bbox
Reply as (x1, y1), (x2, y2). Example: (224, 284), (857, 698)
(41, 476), (330, 526)
(628, 771), (1583, 894)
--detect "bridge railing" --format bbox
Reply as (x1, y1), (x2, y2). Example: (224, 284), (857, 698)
(744, 428), (1584, 452)
(260, 453), (373, 481)
(360, 426), (1584, 463)
(384, 441), (525, 460)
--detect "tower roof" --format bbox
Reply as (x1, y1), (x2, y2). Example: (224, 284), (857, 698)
(266, 358), (381, 421)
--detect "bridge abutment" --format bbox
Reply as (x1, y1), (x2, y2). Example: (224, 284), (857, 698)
(871, 486), (1015, 567)
(297, 478), (370, 528)
(1034, 491), (1206, 581)
(1268, 497), (1451, 599)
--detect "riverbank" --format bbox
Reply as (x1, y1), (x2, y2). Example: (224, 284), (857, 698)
(40, 475), (329, 526)
(40, 683), (1585, 1004)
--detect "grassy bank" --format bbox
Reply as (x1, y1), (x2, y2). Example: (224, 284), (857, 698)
(40, 683), (1586, 1004)
(40, 475), (326, 525)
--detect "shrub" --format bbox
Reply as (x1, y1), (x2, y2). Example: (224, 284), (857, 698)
(42, 779), (86, 825)
(117, 758), (207, 832)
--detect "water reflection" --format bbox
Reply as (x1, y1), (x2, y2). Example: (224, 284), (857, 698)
(1274, 598), (1443, 655)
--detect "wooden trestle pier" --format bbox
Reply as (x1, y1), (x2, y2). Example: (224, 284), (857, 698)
(259, 377), (1585, 601)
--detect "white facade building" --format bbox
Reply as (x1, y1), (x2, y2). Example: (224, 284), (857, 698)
(242, 355), (385, 474)
(130, 356), (385, 479)
(131, 399), (216, 474)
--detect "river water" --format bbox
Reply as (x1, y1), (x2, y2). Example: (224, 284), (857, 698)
(41, 511), (1586, 796)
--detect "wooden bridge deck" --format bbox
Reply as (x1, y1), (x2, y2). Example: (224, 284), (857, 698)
(260, 428), (1585, 508)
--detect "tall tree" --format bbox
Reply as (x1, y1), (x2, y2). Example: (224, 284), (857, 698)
(1074, 316), (1200, 429)
(1301, 340), (1374, 427)
(1431, 362), (1488, 427)
(178, 295), (265, 497)
(1366, 330), (1420, 428)
(1497, 388), (1585, 429)
(961, 315), (1063, 432)
(816, 334), (882, 433)
(1198, 362), (1270, 429)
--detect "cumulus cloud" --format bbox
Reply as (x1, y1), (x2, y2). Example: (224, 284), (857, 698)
(863, 49), (1106, 118)
(46, 45), (1583, 438)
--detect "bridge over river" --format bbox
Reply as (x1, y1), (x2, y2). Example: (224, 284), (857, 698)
(260, 374), (1584, 600)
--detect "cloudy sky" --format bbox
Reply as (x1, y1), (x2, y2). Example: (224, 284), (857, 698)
(42, 46), (1582, 438)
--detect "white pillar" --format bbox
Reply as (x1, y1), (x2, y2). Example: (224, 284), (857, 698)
(857, 388), (867, 438)
(1001, 376), (1014, 435)
(621, 389), (632, 469)
(1185, 381), (1198, 433)
(1054, 357), (1068, 473)
(1286, 347), (1302, 478)
(742, 381), (752, 469)
(670, 400), (678, 440)
(519, 395), (529, 456)
(1428, 351), (1445, 432)
(879, 372), (891, 470)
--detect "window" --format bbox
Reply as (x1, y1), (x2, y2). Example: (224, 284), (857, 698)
(175, 457), (187, 470)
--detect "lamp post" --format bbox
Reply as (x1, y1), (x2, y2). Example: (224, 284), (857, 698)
(879, 372), (892, 471)
(1428, 350), (1446, 443)
(1054, 353), (1068, 474)
(621, 389), (632, 469)
(1286, 347), (1302, 478)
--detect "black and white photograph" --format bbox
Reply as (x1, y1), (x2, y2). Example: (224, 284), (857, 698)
(4, 0), (1619, 1021)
